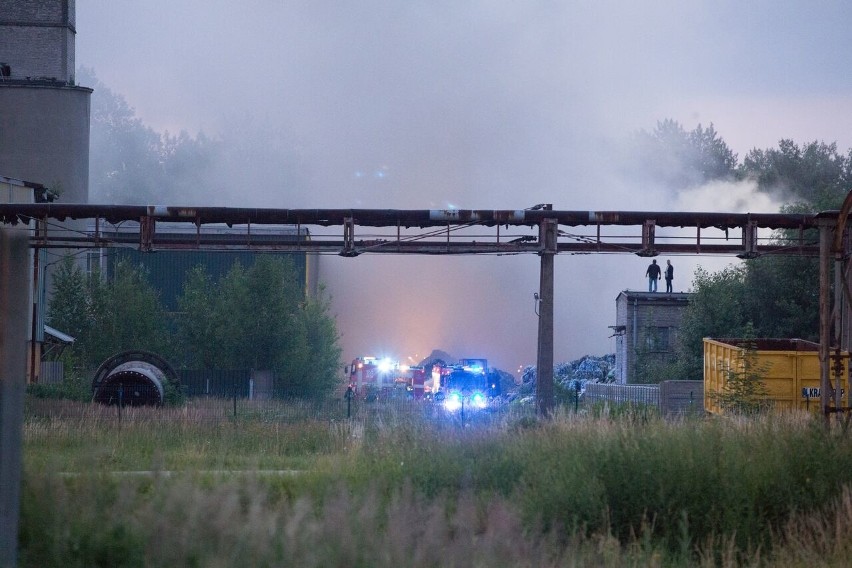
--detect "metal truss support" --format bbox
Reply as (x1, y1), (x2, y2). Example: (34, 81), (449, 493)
(341, 217), (357, 257)
(819, 221), (836, 426)
(139, 215), (155, 252)
(638, 219), (657, 257)
(738, 220), (759, 259)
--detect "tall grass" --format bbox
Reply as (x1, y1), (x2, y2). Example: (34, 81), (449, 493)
(19, 400), (852, 566)
(24, 400), (345, 472)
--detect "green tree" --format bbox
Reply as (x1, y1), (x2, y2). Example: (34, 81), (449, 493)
(45, 254), (90, 381)
(215, 257), (302, 370)
(741, 140), (852, 208)
(175, 266), (219, 368)
(46, 254), (88, 343)
(82, 261), (173, 367)
(177, 257), (342, 398)
(740, 254), (820, 340)
(673, 266), (750, 380)
(671, 135), (851, 378)
(47, 258), (173, 371)
(285, 289), (343, 396)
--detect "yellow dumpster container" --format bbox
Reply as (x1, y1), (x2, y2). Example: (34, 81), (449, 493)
(703, 338), (848, 414)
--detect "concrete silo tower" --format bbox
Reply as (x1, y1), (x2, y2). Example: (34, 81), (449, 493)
(1, 0), (92, 384)
(0, 0), (91, 203)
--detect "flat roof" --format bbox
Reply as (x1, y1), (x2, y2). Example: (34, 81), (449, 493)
(616, 290), (692, 302)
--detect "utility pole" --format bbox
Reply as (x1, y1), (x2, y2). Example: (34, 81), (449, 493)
(536, 215), (557, 417)
(1, 227), (30, 568)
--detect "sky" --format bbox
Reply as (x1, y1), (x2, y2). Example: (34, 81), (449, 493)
(74, 1), (852, 374)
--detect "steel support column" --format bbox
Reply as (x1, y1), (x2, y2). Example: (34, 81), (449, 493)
(0, 227), (30, 568)
(819, 222), (832, 425)
(536, 218), (557, 417)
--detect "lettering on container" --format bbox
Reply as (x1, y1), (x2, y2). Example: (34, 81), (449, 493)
(801, 387), (846, 398)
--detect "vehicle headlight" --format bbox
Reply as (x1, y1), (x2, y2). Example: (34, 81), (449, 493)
(444, 392), (462, 412)
(471, 392), (487, 409)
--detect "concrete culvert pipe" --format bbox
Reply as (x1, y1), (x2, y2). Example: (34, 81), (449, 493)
(92, 350), (180, 406)
(93, 367), (165, 406)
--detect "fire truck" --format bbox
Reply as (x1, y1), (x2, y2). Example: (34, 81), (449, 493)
(408, 365), (428, 399)
(348, 356), (499, 405)
(347, 356), (409, 400)
(434, 358), (497, 412)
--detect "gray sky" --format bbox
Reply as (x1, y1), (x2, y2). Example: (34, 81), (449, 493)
(75, 1), (852, 373)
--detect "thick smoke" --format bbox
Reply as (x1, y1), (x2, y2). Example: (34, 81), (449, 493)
(76, 2), (852, 372)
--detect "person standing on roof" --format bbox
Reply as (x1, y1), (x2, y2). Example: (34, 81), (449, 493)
(645, 259), (661, 292)
(665, 259), (674, 293)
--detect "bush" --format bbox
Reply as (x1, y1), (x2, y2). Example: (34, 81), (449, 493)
(26, 374), (91, 402)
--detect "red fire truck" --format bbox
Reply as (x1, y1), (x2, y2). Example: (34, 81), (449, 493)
(348, 356), (498, 403)
(347, 356), (407, 400)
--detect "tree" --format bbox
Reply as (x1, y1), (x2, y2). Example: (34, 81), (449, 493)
(47, 259), (173, 370)
(630, 119), (738, 190)
(672, 266), (750, 380)
(282, 289), (342, 397)
(46, 254), (88, 343)
(45, 254), (89, 378)
(709, 325), (772, 415)
(78, 67), (222, 205)
(669, 134), (852, 378)
(82, 261), (174, 367)
(177, 256), (343, 398)
(175, 266), (219, 369)
(740, 140), (852, 208)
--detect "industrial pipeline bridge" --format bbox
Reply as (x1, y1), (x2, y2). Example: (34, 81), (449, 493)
(0, 202), (848, 419)
(3, 202), (852, 568)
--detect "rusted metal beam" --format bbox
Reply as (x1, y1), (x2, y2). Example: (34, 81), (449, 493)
(819, 222), (832, 426)
(638, 220), (657, 257)
(0, 204), (824, 256)
(0, 204), (824, 230)
(16, 232), (823, 256)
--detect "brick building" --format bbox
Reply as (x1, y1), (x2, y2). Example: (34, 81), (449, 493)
(611, 290), (691, 384)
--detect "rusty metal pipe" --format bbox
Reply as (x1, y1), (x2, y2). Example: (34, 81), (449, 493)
(0, 204), (823, 230)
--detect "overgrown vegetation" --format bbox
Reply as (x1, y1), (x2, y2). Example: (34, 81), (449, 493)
(627, 124), (852, 382)
(45, 255), (342, 400)
(25, 373), (90, 402)
(18, 403), (852, 566)
(709, 327), (773, 415)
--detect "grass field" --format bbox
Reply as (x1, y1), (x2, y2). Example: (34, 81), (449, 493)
(19, 398), (852, 567)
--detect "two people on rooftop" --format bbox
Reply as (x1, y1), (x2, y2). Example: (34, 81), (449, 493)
(646, 259), (673, 293)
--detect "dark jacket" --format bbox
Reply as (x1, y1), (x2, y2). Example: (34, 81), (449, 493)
(646, 263), (661, 279)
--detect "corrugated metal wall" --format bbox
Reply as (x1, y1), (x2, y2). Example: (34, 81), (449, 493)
(106, 250), (309, 311)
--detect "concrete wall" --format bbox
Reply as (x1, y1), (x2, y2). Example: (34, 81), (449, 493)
(659, 380), (704, 416)
(0, 84), (91, 203)
(0, 0), (87, 202)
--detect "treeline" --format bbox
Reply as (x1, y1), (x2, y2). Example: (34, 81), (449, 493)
(47, 255), (341, 398)
(79, 64), (852, 385)
(632, 120), (852, 381)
